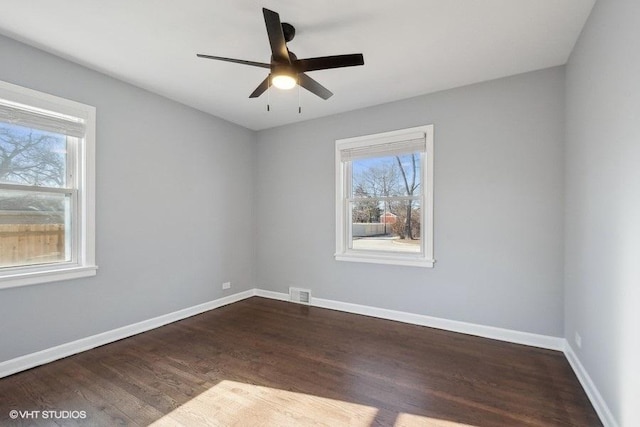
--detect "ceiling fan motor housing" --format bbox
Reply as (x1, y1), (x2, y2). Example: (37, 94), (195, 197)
(282, 22), (295, 42)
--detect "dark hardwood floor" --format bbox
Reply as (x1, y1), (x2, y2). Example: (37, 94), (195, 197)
(0, 297), (601, 426)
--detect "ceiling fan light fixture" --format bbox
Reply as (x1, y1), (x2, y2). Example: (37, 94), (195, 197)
(197, 8), (363, 100)
(271, 73), (297, 90)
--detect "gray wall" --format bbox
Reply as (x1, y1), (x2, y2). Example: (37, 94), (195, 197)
(565, 0), (640, 425)
(0, 34), (256, 362)
(256, 67), (566, 337)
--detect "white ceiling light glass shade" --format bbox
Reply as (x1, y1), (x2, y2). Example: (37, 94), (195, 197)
(271, 74), (297, 90)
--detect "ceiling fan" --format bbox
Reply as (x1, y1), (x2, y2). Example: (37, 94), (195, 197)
(197, 8), (364, 100)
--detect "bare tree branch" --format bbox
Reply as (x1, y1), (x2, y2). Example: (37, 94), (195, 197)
(0, 125), (65, 187)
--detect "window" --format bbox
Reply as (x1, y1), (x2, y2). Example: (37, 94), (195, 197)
(0, 80), (96, 288)
(335, 125), (434, 267)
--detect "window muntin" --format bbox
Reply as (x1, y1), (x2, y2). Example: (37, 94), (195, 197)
(0, 80), (96, 288)
(336, 125), (434, 267)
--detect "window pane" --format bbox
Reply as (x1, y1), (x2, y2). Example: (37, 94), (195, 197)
(0, 121), (67, 188)
(0, 189), (71, 268)
(351, 198), (421, 253)
(351, 153), (421, 198)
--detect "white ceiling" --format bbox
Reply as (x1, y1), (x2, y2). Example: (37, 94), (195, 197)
(0, 1), (595, 131)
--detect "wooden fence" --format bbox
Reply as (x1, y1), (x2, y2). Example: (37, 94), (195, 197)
(0, 224), (65, 267)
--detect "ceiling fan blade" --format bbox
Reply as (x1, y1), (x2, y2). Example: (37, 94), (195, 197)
(249, 76), (271, 98)
(298, 73), (333, 100)
(294, 54), (364, 73)
(263, 8), (290, 64)
(197, 54), (270, 69)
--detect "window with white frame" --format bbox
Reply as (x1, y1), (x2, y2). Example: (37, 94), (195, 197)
(0, 80), (96, 289)
(335, 125), (434, 267)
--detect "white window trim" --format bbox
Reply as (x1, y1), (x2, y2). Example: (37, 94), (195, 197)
(0, 80), (97, 289)
(335, 125), (434, 268)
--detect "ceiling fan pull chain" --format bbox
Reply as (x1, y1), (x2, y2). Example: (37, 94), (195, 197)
(267, 78), (271, 112)
(298, 77), (302, 114)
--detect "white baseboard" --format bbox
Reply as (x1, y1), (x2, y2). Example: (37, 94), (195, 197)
(564, 342), (618, 427)
(0, 289), (255, 379)
(254, 289), (289, 301)
(0, 289), (564, 379)
(256, 289), (564, 351)
(0, 287), (613, 427)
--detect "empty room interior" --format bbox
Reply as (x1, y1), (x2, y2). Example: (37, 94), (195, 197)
(0, 1), (638, 426)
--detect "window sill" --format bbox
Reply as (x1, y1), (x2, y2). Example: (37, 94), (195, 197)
(335, 253), (434, 268)
(0, 265), (98, 290)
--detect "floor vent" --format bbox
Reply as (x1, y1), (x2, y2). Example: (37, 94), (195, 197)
(289, 287), (311, 304)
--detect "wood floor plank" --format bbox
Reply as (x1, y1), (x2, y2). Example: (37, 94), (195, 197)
(0, 297), (601, 426)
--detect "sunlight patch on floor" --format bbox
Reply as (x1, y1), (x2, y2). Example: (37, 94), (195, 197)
(149, 379), (378, 426)
(148, 380), (477, 426)
(394, 412), (476, 427)
(146, 380), (480, 427)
